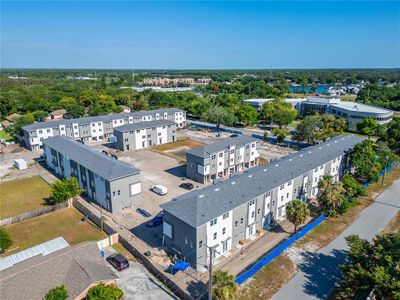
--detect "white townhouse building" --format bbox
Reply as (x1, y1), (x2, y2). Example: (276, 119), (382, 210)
(160, 135), (364, 270)
(42, 136), (141, 213)
(113, 120), (177, 151)
(186, 135), (261, 183)
(22, 108), (186, 151)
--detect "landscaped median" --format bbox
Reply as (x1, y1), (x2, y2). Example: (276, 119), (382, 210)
(238, 165), (400, 300)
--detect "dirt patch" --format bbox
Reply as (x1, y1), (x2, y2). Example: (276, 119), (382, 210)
(152, 138), (204, 162)
(238, 254), (296, 300)
(381, 212), (400, 234)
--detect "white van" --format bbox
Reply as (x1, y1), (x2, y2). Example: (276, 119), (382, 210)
(151, 185), (168, 196)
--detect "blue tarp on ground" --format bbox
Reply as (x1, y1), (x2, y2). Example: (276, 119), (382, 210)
(172, 261), (190, 271)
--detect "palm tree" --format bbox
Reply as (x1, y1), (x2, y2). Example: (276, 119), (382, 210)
(317, 175), (345, 215)
(286, 199), (310, 232)
(212, 270), (238, 300)
(87, 283), (123, 300)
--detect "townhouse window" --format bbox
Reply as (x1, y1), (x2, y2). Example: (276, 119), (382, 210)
(113, 191), (116, 197)
(199, 240), (203, 248)
(272, 200), (275, 206)
(213, 233), (217, 240)
(287, 180), (292, 186)
(251, 211), (255, 218)
(250, 199), (255, 206)
(136, 130), (140, 133)
(251, 152), (254, 155)
(267, 203), (270, 209)
(147, 134), (151, 138)
(74, 126), (78, 129)
(99, 129), (102, 132)
(211, 155), (216, 160)
(98, 122), (101, 126)
(281, 196), (284, 201)
(60, 127), (64, 131)
(223, 212), (229, 219)
(47, 129), (50, 133)
(280, 185), (284, 190)
(189, 240), (193, 248)
(320, 166), (323, 170)
(125, 138), (128, 142)
(252, 143), (255, 148)
(230, 149), (234, 154)
(245, 145), (249, 149)
(315, 177), (317, 182)
(222, 228), (226, 235)
(39, 130), (42, 134)
(117, 190), (120, 195)
(172, 130), (176, 133)
(314, 168), (318, 172)
(218, 162), (222, 166)
(162, 126), (165, 129)
(235, 221), (238, 227)
(142, 135), (146, 139)
(219, 153), (223, 158)
(265, 191), (271, 197)
(240, 218), (244, 224)
(158, 133), (161, 136)
(210, 218), (217, 226)
(257, 208), (261, 214)
(286, 193), (289, 198)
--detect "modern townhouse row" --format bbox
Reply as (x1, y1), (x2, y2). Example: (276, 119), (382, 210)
(186, 135), (261, 183)
(113, 119), (177, 151)
(43, 136), (141, 213)
(23, 108), (186, 151)
(161, 135), (364, 270)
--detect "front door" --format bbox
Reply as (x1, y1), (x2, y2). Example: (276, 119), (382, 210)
(222, 240), (228, 253)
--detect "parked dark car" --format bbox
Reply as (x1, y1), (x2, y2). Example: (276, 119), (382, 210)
(146, 211), (163, 227)
(106, 253), (130, 271)
(230, 133), (239, 137)
(179, 182), (194, 190)
(136, 208), (152, 218)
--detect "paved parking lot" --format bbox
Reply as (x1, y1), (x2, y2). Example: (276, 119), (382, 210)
(103, 247), (174, 300)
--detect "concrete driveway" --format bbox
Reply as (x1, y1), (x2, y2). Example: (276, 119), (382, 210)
(273, 179), (400, 300)
(103, 247), (174, 300)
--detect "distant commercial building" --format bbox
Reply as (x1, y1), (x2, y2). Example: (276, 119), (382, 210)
(23, 108), (186, 151)
(48, 109), (67, 120)
(297, 97), (393, 130)
(43, 136), (141, 212)
(243, 97), (393, 130)
(186, 136), (260, 184)
(161, 135), (363, 270)
(114, 120), (177, 151)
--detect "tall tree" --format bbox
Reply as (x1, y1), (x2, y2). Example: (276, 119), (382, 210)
(356, 118), (378, 139)
(261, 98), (297, 128)
(286, 199), (310, 232)
(87, 283), (123, 300)
(44, 285), (68, 300)
(350, 140), (381, 182)
(342, 173), (366, 198)
(48, 177), (84, 205)
(293, 115), (324, 144)
(234, 104), (258, 125)
(202, 106), (237, 131)
(317, 175), (345, 215)
(212, 270), (238, 300)
(340, 233), (400, 299)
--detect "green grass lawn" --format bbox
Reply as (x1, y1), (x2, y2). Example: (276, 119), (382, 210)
(2, 207), (107, 256)
(0, 130), (13, 141)
(0, 176), (52, 219)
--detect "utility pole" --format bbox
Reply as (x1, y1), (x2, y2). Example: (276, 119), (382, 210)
(208, 246), (213, 300)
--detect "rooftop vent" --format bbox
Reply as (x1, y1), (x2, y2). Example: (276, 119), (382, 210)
(300, 154), (303, 157)
(199, 194), (204, 198)
(308, 151), (312, 154)
(263, 168), (267, 172)
(289, 159), (292, 161)
(214, 188), (220, 192)
(231, 181), (236, 185)
(318, 147), (322, 150)
(275, 164), (279, 167)
(248, 174), (253, 178)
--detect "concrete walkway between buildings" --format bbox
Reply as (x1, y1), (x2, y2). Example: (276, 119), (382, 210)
(273, 179), (400, 300)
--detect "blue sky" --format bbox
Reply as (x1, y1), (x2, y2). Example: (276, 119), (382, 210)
(1, 1), (399, 69)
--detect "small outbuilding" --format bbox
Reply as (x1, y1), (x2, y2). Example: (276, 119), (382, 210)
(14, 159), (27, 170)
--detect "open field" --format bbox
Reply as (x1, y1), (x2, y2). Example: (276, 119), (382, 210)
(0, 176), (51, 219)
(2, 207), (107, 256)
(152, 137), (204, 162)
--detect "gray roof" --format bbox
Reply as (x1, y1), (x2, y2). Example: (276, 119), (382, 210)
(42, 136), (140, 181)
(187, 135), (259, 158)
(161, 135), (364, 228)
(0, 242), (117, 300)
(113, 119), (176, 133)
(23, 108), (184, 131)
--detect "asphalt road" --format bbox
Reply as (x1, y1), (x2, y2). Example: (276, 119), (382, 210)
(273, 179), (400, 300)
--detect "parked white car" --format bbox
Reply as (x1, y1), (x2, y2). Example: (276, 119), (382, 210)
(151, 185), (168, 195)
